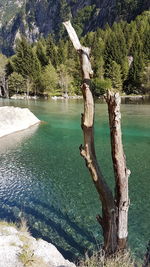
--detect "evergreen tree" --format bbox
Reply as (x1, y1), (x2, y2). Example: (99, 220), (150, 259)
(46, 35), (58, 67)
(125, 53), (144, 94)
(104, 27), (127, 67)
(59, 0), (71, 21)
(41, 63), (58, 95)
(121, 58), (130, 82)
(12, 37), (42, 94)
(92, 33), (105, 78)
(141, 62), (150, 93)
(143, 26), (150, 61)
(0, 54), (7, 80)
(93, 78), (112, 96)
(124, 32), (145, 94)
(36, 41), (48, 67)
(109, 61), (122, 91)
(8, 72), (26, 94)
(57, 40), (68, 65)
(57, 64), (73, 95)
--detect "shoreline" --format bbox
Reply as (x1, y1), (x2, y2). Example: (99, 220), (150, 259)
(0, 94), (150, 102)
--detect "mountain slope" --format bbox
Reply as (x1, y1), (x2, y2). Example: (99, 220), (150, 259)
(0, 0), (150, 55)
(0, 0), (25, 26)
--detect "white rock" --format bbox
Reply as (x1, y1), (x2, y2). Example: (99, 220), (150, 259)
(0, 106), (40, 138)
(0, 225), (76, 267)
(34, 239), (75, 267)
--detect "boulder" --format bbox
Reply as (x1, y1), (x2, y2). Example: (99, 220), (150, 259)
(0, 106), (40, 138)
(0, 223), (76, 267)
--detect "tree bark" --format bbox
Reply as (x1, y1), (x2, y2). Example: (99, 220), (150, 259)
(63, 20), (130, 254)
(105, 91), (130, 249)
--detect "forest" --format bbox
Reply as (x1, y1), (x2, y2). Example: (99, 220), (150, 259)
(0, 10), (150, 98)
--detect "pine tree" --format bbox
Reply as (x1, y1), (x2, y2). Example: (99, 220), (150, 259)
(143, 25), (150, 61)
(46, 35), (58, 67)
(13, 38), (37, 78)
(92, 32), (105, 78)
(36, 41), (48, 67)
(41, 63), (59, 95)
(124, 32), (145, 94)
(12, 37), (42, 94)
(57, 40), (68, 65)
(59, 0), (71, 22)
(8, 72), (26, 94)
(104, 26), (127, 66)
(109, 61), (123, 91)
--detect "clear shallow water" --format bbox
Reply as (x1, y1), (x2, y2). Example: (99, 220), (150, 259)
(0, 98), (150, 260)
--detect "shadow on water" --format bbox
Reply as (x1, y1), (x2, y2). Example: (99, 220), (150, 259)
(0, 197), (99, 261)
(29, 197), (96, 244)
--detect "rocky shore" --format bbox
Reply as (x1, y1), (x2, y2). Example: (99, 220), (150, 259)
(0, 222), (75, 267)
(0, 106), (40, 138)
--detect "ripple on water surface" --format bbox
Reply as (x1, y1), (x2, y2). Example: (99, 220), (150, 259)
(0, 99), (150, 261)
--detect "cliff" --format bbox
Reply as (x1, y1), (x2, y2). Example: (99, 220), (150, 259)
(0, 0), (150, 55)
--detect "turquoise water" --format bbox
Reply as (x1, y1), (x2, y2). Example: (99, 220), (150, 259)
(0, 98), (150, 260)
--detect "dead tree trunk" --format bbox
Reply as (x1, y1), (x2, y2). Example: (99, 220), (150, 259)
(106, 91), (130, 249)
(63, 21), (130, 254)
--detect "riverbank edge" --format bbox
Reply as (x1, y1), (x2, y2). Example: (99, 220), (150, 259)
(0, 221), (76, 267)
(0, 106), (40, 138)
(2, 93), (149, 101)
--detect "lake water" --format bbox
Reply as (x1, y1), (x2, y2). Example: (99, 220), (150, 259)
(0, 98), (150, 261)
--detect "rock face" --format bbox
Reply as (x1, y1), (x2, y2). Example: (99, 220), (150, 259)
(0, 0), (150, 55)
(0, 223), (76, 267)
(0, 106), (40, 138)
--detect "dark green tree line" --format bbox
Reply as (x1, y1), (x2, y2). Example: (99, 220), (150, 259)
(3, 11), (150, 97)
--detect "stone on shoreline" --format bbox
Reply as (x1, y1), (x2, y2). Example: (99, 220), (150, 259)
(0, 223), (76, 267)
(0, 106), (40, 138)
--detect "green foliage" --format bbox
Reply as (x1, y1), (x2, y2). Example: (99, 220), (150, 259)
(41, 63), (59, 94)
(36, 41), (48, 67)
(109, 61), (123, 91)
(0, 53), (7, 78)
(11, 37), (42, 94)
(57, 64), (73, 95)
(93, 78), (112, 96)
(8, 72), (26, 94)
(73, 5), (96, 37)
(12, 37), (41, 79)
(1, 11), (149, 97)
(46, 35), (58, 67)
(141, 62), (150, 94)
(59, 0), (71, 21)
(0, 0), (25, 25)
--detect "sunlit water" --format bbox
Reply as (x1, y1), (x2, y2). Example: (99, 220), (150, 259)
(0, 98), (149, 261)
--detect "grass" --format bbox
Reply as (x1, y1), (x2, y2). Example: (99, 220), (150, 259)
(19, 218), (30, 234)
(0, 220), (16, 228)
(18, 244), (49, 267)
(77, 250), (140, 267)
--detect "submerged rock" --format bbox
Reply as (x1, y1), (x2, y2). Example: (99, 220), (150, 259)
(0, 223), (76, 267)
(0, 106), (40, 138)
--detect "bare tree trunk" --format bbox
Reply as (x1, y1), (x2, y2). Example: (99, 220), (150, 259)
(63, 21), (130, 254)
(106, 91), (130, 249)
(80, 82), (118, 253)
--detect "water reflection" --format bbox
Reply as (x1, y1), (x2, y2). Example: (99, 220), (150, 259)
(0, 124), (39, 153)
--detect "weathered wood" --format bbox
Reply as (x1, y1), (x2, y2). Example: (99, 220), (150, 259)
(64, 20), (118, 253)
(105, 91), (130, 248)
(63, 20), (130, 254)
